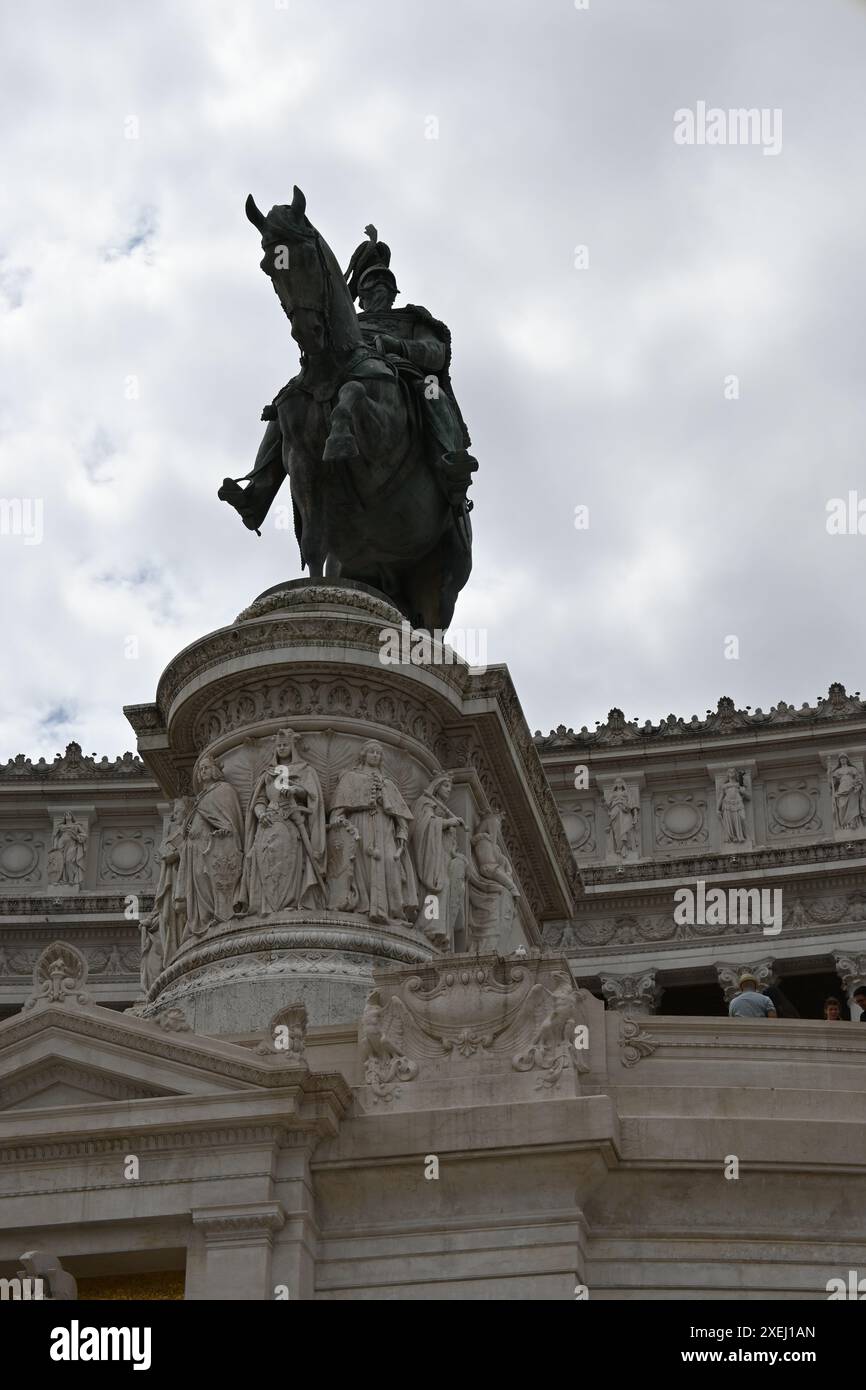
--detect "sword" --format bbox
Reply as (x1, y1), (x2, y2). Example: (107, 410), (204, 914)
(285, 800), (327, 897)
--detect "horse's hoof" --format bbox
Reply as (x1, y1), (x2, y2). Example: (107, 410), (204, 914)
(323, 433), (359, 462)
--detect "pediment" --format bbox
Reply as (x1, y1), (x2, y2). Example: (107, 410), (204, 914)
(0, 1059), (175, 1111)
(0, 1003), (279, 1108)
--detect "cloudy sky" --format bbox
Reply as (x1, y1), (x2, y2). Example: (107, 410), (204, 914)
(2, 0), (866, 762)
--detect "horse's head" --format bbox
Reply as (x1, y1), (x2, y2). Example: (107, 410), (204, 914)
(246, 187), (360, 357)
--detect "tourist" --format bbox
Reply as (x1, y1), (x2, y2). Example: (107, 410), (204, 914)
(729, 973), (777, 1018)
(853, 986), (866, 1021)
(823, 997), (844, 1021)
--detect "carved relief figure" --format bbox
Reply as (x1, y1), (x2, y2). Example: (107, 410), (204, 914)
(241, 728), (326, 914)
(359, 988), (417, 1101)
(329, 741), (418, 924)
(150, 797), (190, 966)
(175, 753), (245, 935)
(140, 914), (164, 994)
(717, 768), (750, 843)
(411, 772), (466, 949)
(326, 814), (360, 912)
(604, 778), (639, 858)
(830, 755), (866, 831)
(512, 972), (590, 1083)
(257, 1002), (308, 1063)
(467, 812), (520, 952)
(47, 813), (88, 887)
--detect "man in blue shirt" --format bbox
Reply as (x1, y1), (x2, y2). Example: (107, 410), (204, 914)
(729, 972), (777, 1018)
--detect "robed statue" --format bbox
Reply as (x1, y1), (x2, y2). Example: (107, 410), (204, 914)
(329, 740), (418, 925)
(467, 812), (520, 953)
(411, 771), (467, 949)
(218, 189), (477, 632)
(148, 796), (190, 969)
(175, 753), (245, 934)
(241, 727), (327, 914)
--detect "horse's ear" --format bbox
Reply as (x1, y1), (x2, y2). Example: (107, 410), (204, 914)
(291, 185), (307, 217)
(245, 194), (268, 233)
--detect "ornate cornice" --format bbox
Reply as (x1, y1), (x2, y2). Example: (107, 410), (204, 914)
(192, 1202), (286, 1239)
(0, 1124), (293, 1166)
(484, 672), (582, 907)
(152, 593), (473, 730)
(0, 1061), (165, 1108)
(0, 1002), (351, 1099)
(0, 741), (150, 783)
(0, 894), (154, 917)
(236, 581), (405, 627)
(536, 685), (866, 753)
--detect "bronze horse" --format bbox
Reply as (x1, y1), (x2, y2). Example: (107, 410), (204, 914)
(218, 187), (476, 632)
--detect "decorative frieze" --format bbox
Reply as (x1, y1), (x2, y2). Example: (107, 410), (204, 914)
(559, 800), (596, 856)
(359, 953), (593, 1105)
(23, 941), (92, 1010)
(765, 779), (822, 838)
(0, 832), (46, 887)
(544, 887), (866, 954)
(653, 791), (708, 852)
(97, 829), (156, 885)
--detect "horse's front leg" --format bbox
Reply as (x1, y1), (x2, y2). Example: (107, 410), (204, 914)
(323, 381), (365, 461)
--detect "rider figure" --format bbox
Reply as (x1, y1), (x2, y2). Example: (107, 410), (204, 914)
(345, 226), (477, 518)
(219, 224), (477, 540)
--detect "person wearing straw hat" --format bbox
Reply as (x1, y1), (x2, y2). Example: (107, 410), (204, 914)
(728, 972), (777, 1018)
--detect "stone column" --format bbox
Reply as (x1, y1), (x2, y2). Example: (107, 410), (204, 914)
(834, 952), (866, 1020)
(600, 970), (661, 1015)
(715, 959), (776, 1005)
(271, 1140), (321, 1302)
(188, 1203), (285, 1300)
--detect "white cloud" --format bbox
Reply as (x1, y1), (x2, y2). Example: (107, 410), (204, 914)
(2, 0), (866, 761)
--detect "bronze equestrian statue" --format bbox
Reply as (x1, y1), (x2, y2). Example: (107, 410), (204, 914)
(219, 188), (477, 632)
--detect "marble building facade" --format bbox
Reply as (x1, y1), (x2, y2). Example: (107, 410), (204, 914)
(535, 683), (866, 1020)
(4, 681), (864, 1026)
(1, 588), (865, 1300)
